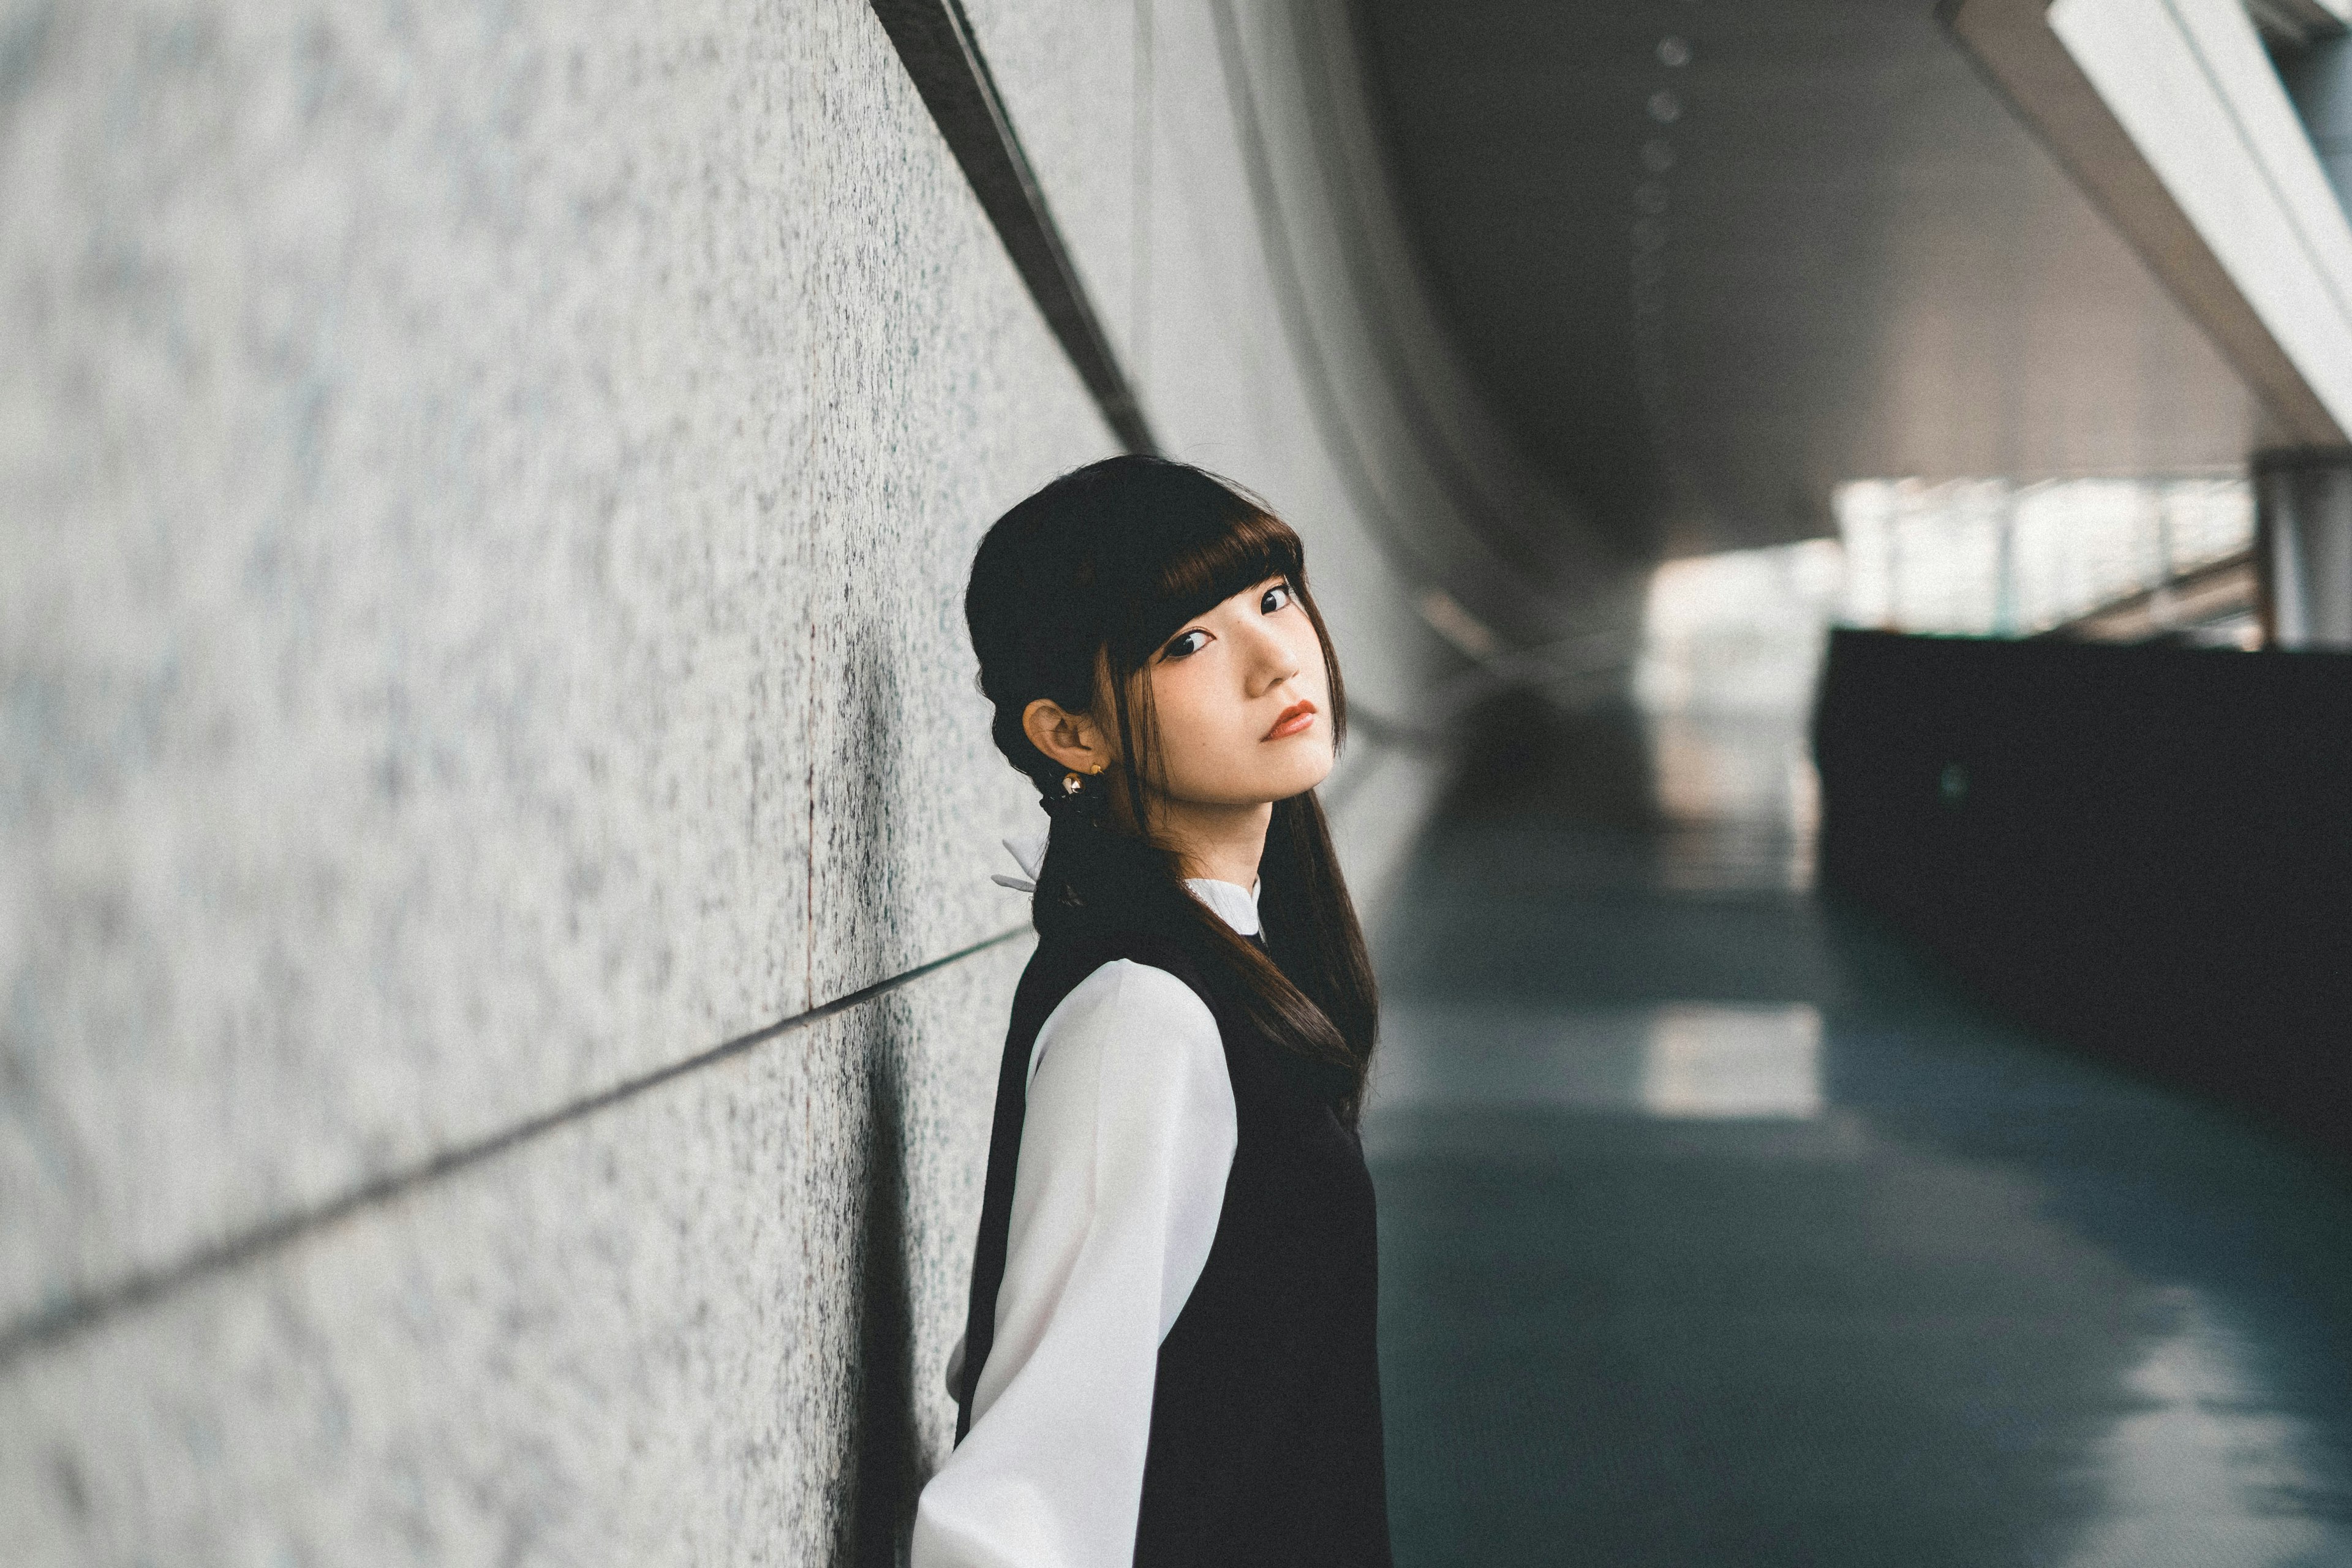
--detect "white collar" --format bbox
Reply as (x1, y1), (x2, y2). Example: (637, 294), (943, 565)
(992, 816), (1262, 937)
(1183, 876), (1262, 937)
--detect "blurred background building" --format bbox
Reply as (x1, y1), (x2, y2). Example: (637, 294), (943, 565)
(4, 1), (2349, 1563)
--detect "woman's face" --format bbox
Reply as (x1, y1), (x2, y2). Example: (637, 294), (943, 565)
(1139, 576), (1335, 809)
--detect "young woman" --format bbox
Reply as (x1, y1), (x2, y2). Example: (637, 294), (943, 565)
(911, 456), (1391, 1568)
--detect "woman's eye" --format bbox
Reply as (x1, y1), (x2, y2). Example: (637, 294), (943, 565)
(1163, 629), (1210, 660)
(1261, 584), (1294, 613)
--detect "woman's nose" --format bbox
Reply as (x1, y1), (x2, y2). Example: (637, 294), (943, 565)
(1238, 617), (1302, 695)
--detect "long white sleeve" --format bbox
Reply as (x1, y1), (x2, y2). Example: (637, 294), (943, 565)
(910, 957), (1239, 1568)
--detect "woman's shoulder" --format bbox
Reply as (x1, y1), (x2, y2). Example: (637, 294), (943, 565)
(1023, 925), (1216, 1024)
(1028, 954), (1226, 1091)
(1034, 922), (1210, 989)
(1061, 954), (1217, 1025)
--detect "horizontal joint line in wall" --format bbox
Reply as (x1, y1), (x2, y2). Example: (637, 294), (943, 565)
(0, 925), (1031, 1373)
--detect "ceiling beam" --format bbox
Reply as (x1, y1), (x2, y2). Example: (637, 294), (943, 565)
(1945, 0), (2352, 445)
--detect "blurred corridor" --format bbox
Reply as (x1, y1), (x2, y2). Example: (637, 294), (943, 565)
(1365, 708), (2352, 1567)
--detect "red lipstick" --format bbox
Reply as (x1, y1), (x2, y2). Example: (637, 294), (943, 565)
(1264, 699), (1318, 740)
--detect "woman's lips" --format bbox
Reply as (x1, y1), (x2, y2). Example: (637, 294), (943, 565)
(1264, 699), (1318, 740)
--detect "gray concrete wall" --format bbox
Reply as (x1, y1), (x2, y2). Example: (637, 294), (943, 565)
(0, 2), (1536, 1560)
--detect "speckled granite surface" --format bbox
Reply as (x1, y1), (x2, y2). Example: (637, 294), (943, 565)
(0, 0), (1096, 1327)
(0, 940), (1027, 1563)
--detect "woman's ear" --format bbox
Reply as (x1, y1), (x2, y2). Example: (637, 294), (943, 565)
(1021, 698), (1111, 777)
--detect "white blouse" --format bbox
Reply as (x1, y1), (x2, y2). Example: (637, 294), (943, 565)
(909, 841), (1256, 1568)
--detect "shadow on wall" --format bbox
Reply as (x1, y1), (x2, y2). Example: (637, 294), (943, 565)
(852, 1022), (919, 1567)
(835, 624), (922, 1565)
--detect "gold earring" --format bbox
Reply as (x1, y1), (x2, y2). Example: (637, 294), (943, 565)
(1063, 771), (1084, 795)
(1089, 763), (1105, 775)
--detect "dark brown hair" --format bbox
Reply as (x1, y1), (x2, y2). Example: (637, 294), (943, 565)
(965, 454), (1378, 1110)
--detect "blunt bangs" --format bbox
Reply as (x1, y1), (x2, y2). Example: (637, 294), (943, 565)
(1112, 507), (1308, 669)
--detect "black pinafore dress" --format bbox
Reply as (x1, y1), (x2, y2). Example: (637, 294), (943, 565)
(952, 929), (1392, 1568)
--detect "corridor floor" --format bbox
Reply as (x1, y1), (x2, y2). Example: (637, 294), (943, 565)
(1364, 713), (2352, 1568)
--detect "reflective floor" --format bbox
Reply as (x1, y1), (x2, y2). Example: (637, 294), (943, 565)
(1366, 709), (2352, 1568)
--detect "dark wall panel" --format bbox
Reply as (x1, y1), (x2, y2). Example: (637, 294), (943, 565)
(1814, 629), (2352, 1157)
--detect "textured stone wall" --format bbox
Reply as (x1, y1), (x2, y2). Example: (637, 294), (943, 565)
(0, 2), (1496, 1561)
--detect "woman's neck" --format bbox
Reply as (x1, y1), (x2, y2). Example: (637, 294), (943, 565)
(1156, 797), (1273, 888)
